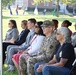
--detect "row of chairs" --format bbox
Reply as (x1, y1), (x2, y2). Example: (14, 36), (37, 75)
(69, 48), (76, 75)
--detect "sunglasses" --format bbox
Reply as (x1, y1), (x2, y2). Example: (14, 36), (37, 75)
(56, 33), (60, 35)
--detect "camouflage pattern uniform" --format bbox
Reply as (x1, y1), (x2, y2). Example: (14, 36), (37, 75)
(19, 31), (58, 75)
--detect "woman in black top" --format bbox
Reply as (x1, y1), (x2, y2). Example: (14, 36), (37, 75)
(34, 27), (75, 75)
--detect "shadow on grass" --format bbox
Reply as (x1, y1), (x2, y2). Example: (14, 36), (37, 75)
(2, 16), (19, 19)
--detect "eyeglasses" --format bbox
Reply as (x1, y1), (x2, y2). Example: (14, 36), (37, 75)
(56, 33), (60, 35)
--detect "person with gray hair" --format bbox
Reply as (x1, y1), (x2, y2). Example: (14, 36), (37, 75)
(34, 27), (75, 75)
(19, 20), (58, 75)
(57, 27), (71, 43)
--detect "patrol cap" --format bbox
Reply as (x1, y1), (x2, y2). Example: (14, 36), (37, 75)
(41, 20), (54, 27)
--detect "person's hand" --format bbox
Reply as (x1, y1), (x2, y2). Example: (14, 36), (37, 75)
(25, 55), (30, 60)
(37, 64), (44, 72)
(23, 51), (28, 54)
(18, 50), (23, 54)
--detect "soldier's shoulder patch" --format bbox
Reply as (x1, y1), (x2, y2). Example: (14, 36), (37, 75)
(50, 45), (53, 49)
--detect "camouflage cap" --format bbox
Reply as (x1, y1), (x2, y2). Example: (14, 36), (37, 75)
(41, 20), (54, 27)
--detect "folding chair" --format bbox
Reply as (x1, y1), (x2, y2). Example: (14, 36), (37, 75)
(69, 48), (76, 75)
(69, 59), (76, 75)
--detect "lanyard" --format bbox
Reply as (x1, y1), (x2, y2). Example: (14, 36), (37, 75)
(30, 35), (37, 44)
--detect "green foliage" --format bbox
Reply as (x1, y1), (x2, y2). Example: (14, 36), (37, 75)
(2, 0), (15, 8)
(32, 0), (51, 5)
(2, 9), (76, 39)
(33, 0), (76, 6)
(70, 0), (76, 6)
(60, 0), (71, 4)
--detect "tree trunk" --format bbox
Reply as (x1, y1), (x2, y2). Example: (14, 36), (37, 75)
(56, 0), (59, 17)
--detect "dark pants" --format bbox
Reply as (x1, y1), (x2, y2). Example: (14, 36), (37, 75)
(2, 42), (15, 64)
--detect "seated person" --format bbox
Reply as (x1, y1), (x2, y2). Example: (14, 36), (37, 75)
(3, 20), (29, 65)
(71, 32), (76, 47)
(3, 20), (19, 64)
(12, 21), (45, 74)
(5, 18), (36, 72)
(18, 20), (58, 75)
(61, 20), (72, 36)
(34, 27), (75, 75)
(52, 19), (59, 32)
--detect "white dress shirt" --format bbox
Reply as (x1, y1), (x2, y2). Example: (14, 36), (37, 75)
(27, 34), (45, 55)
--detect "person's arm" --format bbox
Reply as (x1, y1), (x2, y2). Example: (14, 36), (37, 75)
(37, 55), (57, 67)
(50, 43), (73, 67)
(8, 37), (16, 43)
(47, 55), (57, 65)
(15, 29), (29, 45)
(10, 28), (19, 43)
(50, 58), (68, 67)
(37, 57), (68, 72)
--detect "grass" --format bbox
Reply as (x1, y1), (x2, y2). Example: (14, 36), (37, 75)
(3, 66), (18, 75)
(2, 9), (76, 39)
(2, 9), (76, 75)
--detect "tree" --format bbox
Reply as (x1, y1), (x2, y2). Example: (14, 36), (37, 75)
(33, 0), (59, 17)
(33, 0), (76, 16)
(2, 0), (15, 8)
(33, 0), (51, 5)
(60, 0), (76, 15)
(33, 0), (76, 5)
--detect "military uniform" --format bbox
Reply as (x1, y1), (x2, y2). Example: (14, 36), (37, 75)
(19, 20), (58, 75)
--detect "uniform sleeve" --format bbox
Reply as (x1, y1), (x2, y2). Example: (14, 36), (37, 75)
(32, 38), (58, 61)
(45, 39), (57, 60)
(28, 36), (44, 55)
(32, 53), (45, 62)
(62, 43), (74, 59)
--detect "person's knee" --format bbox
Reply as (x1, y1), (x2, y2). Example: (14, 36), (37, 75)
(19, 54), (25, 64)
(7, 45), (11, 52)
(42, 66), (48, 72)
(34, 63), (40, 71)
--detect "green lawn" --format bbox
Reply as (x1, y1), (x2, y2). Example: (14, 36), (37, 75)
(2, 9), (76, 75)
(3, 66), (18, 75)
(2, 9), (76, 39)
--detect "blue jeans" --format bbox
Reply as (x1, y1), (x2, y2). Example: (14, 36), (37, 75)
(34, 62), (70, 75)
(34, 62), (46, 75)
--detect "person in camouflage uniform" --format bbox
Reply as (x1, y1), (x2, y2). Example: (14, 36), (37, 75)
(19, 20), (58, 75)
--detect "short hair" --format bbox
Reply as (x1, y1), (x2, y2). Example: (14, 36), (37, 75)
(10, 20), (17, 28)
(28, 18), (36, 25)
(22, 20), (27, 26)
(57, 27), (71, 43)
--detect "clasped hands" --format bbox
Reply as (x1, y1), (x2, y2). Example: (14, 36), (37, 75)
(18, 50), (30, 60)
